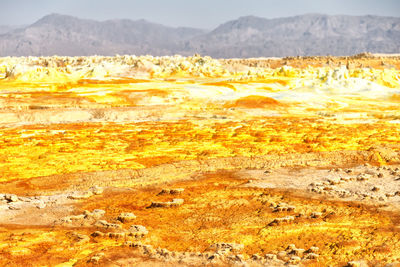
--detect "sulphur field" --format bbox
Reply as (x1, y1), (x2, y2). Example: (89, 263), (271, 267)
(0, 54), (400, 266)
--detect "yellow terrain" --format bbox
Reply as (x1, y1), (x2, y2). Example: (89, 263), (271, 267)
(0, 54), (399, 266)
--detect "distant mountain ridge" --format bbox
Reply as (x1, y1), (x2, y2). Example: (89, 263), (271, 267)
(0, 25), (25, 35)
(0, 14), (205, 57)
(0, 13), (399, 57)
(189, 14), (400, 57)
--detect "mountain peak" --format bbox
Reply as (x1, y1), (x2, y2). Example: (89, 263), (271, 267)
(32, 13), (93, 27)
(35, 13), (74, 22)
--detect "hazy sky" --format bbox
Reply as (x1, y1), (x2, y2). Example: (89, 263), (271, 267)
(2, 0), (400, 28)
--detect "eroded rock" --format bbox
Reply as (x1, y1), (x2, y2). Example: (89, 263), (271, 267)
(89, 186), (104, 195)
(117, 212), (137, 223)
(68, 191), (93, 200)
(149, 198), (184, 208)
(269, 216), (295, 226)
(94, 220), (122, 230)
(5, 194), (19, 203)
(207, 243), (244, 254)
(157, 188), (184, 195)
(128, 225), (149, 238)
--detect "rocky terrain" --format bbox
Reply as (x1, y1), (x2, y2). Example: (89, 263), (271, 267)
(0, 13), (399, 57)
(0, 54), (399, 266)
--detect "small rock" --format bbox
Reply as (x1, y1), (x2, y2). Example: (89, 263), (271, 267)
(128, 225), (148, 237)
(158, 188), (184, 195)
(386, 193), (396, 198)
(117, 212), (136, 223)
(378, 196), (387, 202)
(108, 232), (126, 239)
(88, 253), (104, 264)
(71, 233), (90, 244)
(141, 244), (156, 256)
(124, 241), (142, 248)
(170, 188), (184, 194)
(269, 216), (295, 226)
(310, 212), (322, 218)
(8, 203), (21, 210)
(18, 196), (31, 202)
(89, 186), (104, 195)
(272, 203), (296, 212)
(58, 217), (72, 224)
(289, 248), (305, 257)
(91, 231), (104, 237)
(208, 243), (244, 253)
(305, 253), (319, 259)
(68, 191), (93, 200)
(286, 244), (296, 251)
(340, 176), (351, 182)
(171, 198), (184, 206)
(371, 186), (381, 192)
(288, 256), (301, 264)
(149, 198), (184, 208)
(94, 220), (122, 229)
(306, 246), (319, 253)
(88, 256), (100, 264)
(357, 174), (371, 181)
(149, 201), (170, 208)
(328, 177), (341, 185)
(233, 254), (244, 262)
(347, 260), (368, 267)
(208, 254), (220, 261)
(5, 194), (19, 202)
(92, 209), (106, 218)
(264, 253), (277, 260)
(36, 202), (46, 209)
(276, 251), (287, 260)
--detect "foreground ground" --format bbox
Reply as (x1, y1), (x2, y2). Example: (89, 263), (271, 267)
(0, 53), (399, 266)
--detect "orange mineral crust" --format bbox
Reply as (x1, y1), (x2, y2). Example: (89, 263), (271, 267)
(0, 54), (399, 266)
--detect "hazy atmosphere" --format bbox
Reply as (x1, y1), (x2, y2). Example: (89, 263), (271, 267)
(2, 0), (400, 28)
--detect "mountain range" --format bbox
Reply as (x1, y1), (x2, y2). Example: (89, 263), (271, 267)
(0, 13), (399, 57)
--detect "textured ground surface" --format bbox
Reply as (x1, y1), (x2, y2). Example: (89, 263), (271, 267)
(0, 54), (399, 266)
